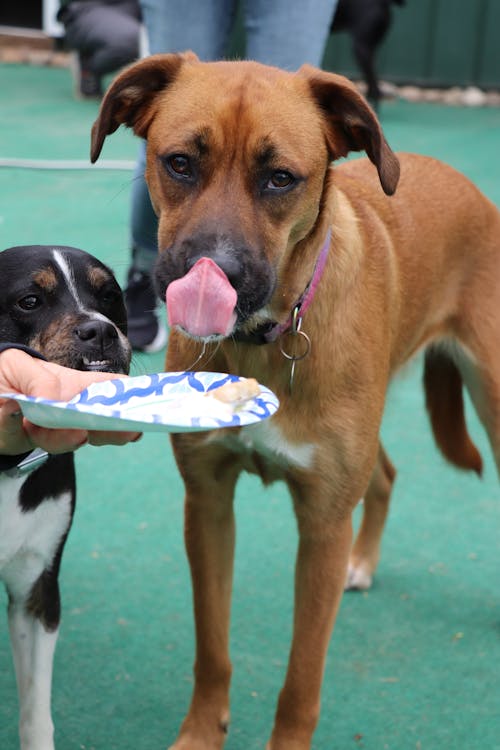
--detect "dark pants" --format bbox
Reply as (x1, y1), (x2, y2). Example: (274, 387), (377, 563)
(60, 0), (141, 76)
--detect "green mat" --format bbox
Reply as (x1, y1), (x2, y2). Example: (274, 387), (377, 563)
(0, 63), (499, 750)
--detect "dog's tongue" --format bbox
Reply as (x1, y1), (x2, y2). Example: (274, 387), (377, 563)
(166, 257), (237, 337)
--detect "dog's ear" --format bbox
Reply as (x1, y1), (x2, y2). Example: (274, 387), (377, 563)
(299, 65), (400, 195)
(90, 52), (198, 163)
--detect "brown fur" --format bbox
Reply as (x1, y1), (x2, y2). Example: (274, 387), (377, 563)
(424, 346), (483, 475)
(92, 54), (500, 749)
(87, 265), (112, 288)
(33, 267), (58, 291)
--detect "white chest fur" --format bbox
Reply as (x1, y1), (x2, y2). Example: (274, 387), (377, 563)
(209, 418), (316, 471)
(0, 477), (72, 596)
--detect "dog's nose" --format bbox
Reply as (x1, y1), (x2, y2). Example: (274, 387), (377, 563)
(75, 319), (118, 348)
(212, 253), (241, 288)
(187, 252), (241, 289)
(182, 234), (243, 289)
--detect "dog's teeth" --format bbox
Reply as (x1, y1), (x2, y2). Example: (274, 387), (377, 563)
(83, 357), (109, 368)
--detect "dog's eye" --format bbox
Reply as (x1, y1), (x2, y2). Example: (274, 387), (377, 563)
(17, 295), (41, 311)
(267, 171), (295, 190)
(165, 154), (194, 180)
(100, 289), (121, 306)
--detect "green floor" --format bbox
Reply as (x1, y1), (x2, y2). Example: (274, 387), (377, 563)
(0, 63), (499, 750)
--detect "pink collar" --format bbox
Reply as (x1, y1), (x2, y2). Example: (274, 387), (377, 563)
(262, 229), (331, 343)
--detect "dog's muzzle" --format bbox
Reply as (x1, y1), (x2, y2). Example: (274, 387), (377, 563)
(74, 317), (130, 372)
(155, 235), (275, 341)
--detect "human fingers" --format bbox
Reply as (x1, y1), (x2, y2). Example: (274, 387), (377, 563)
(87, 430), (142, 446)
(0, 400), (32, 454)
(0, 349), (128, 403)
(20, 421), (141, 454)
(41, 363), (128, 403)
(23, 421), (89, 454)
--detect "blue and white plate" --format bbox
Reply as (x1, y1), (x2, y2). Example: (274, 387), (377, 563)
(0, 372), (279, 433)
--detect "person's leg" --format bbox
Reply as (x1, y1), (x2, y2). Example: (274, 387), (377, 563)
(244, 0), (337, 69)
(141, 0), (235, 57)
(127, 0), (237, 350)
(125, 153), (168, 352)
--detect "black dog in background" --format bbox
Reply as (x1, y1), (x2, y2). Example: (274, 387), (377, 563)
(332, 0), (405, 109)
(0, 245), (130, 750)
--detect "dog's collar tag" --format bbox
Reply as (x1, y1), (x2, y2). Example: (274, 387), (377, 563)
(275, 230), (330, 391)
(279, 306), (311, 392)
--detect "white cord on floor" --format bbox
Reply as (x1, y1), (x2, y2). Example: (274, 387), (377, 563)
(0, 158), (135, 171)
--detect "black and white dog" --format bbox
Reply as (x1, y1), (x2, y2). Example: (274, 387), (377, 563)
(0, 245), (131, 750)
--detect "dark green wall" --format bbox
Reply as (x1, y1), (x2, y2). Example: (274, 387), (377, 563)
(323, 0), (500, 89)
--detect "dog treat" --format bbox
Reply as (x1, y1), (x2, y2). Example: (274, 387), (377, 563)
(208, 378), (261, 406)
(166, 257), (237, 338)
(165, 378), (261, 418)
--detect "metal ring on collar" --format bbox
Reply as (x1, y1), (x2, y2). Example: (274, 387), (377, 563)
(280, 323), (311, 362)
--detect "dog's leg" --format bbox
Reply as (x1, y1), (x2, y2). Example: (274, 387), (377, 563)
(6, 535), (66, 750)
(345, 442), (396, 590)
(8, 593), (58, 750)
(169, 446), (239, 750)
(266, 474), (360, 750)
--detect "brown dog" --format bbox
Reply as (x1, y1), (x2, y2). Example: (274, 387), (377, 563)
(91, 53), (500, 749)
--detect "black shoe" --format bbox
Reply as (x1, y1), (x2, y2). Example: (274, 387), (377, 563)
(71, 53), (103, 99)
(124, 268), (168, 352)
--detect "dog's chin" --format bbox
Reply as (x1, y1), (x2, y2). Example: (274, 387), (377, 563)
(236, 308), (275, 336)
(175, 325), (230, 344)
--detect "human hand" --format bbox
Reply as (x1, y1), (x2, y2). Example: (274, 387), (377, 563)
(0, 349), (141, 455)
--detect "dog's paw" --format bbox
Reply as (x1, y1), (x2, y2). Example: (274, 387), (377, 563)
(345, 562), (373, 591)
(168, 741), (224, 750)
(168, 724), (228, 750)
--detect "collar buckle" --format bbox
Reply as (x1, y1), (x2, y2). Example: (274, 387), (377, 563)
(4, 448), (49, 478)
